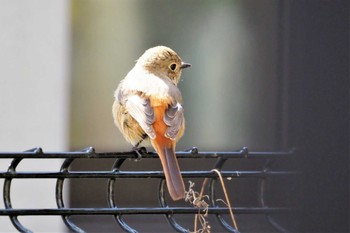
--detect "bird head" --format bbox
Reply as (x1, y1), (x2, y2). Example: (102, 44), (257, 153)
(136, 46), (191, 85)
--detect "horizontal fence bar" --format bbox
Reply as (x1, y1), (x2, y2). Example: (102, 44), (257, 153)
(0, 207), (289, 216)
(0, 147), (294, 159)
(0, 170), (295, 179)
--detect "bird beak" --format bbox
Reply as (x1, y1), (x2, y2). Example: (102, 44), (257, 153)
(180, 62), (191, 69)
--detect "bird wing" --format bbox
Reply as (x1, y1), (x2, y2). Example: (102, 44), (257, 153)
(163, 101), (184, 140)
(125, 94), (156, 139)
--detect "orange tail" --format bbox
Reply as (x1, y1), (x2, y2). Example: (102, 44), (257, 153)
(153, 143), (185, 200)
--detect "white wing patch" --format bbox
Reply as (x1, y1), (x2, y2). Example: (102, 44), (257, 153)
(164, 101), (184, 140)
(125, 95), (156, 139)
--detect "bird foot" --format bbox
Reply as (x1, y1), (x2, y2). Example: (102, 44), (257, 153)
(184, 147), (198, 154)
(132, 146), (147, 161)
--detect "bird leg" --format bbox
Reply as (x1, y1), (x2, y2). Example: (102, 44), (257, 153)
(132, 134), (148, 160)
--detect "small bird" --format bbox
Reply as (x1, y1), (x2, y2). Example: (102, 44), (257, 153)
(112, 46), (191, 201)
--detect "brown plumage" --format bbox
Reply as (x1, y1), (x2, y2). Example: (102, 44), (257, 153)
(112, 46), (191, 200)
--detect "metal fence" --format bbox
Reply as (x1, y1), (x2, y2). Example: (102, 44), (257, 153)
(0, 147), (294, 233)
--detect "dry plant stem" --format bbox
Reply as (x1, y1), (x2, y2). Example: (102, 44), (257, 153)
(194, 178), (209, 232)
(199, 178), (209, 198)
(194, 210), (198, 233)
(212, 169), (239, 231)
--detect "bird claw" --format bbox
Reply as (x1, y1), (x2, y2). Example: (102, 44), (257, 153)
(132, 146), (147, 161)
(184, 147), (198, 154)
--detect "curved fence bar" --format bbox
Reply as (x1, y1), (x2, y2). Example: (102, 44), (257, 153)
(107, 158), (138, 233)
(158, 179), (189, 233)
(3, 157), (32, 233)
(2, 147), (44, 233)
(56, 157), (85, 233)
(210, 157), (240, 233)
(0, 147), (295, 232)
(259, 160), (290, 233)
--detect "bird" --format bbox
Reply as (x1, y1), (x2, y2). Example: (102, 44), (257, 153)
(112, 46), (191, 201)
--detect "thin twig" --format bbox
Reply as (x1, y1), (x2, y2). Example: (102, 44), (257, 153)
(199, 178), (209, 198)
(185, 180), (211, 233)
(194, 178), (209, 232)
(212, 169), (239, 231)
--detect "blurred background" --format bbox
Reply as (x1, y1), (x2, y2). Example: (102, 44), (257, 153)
(0, 0), (348, 232)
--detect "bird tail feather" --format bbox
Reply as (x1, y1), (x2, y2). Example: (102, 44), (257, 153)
(154, 144), (185, 201)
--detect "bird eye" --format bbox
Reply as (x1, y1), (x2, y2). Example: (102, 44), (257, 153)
(169, 63), (177, 71)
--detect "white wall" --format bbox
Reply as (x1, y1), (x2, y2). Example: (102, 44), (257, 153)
(0, 0), (70, 232)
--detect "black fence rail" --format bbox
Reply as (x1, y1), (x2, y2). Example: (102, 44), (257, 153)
(0, 147), (295, 233)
